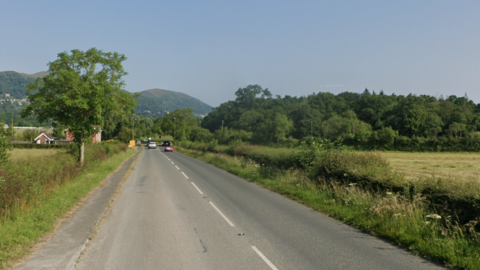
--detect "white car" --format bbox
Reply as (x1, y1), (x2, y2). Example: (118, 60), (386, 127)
(148, 141), (157, 149)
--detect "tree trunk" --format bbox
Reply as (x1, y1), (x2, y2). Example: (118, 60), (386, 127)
(80, 142), (85, 164)
(79, 131), (85, 164)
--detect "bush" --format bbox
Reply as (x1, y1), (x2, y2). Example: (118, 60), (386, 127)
(310, 150), (394, 186)
(208, 139), (218, 151)
(237, 145), (302, 170)
(20, 129), (38, 142)
(102, 142), (112, 155)
(227, 139), (244, 156)
(178, 140), (195, 149)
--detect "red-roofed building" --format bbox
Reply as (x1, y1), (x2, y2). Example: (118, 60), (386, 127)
(66, 126), (102, 144)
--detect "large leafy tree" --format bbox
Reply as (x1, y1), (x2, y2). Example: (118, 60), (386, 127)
(21, 48), (137, 163)
(161, 108), (198, 141)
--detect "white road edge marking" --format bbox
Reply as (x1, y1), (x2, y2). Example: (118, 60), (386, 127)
(175, 165), (180, 170)
(209, 202), (235, 227)
(171, 161), (174, 165)
(251, 246), (279, 270)
(182, 172), (189, 179)
(191, 182), (203, 194)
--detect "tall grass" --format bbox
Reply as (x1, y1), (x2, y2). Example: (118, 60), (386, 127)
(176, 144), (480, 269)
(0, 142), (127, 221)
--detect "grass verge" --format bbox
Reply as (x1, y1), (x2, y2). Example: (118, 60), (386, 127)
(176, 147), (480, 270)
(0, 147), (137, 269)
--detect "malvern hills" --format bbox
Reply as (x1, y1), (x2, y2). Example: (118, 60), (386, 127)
(135, 88), (212, 116)
(0, 71), (213, 117)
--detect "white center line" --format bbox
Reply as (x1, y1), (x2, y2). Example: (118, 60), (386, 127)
(171, 161), (174, 165)
(209, 202), (235, 227)
(251, 246), (279, 270)
(191, 182), (203, 194)
(175, 165), (180, 170)
(181, 172), (189, 179)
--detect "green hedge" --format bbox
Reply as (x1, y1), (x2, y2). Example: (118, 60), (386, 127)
(10, 144), (71, 149)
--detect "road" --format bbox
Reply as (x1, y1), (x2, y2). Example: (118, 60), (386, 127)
(75, 147), (445, 270)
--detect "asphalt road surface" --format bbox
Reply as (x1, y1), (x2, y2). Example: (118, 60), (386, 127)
(75, 148), (445, 270)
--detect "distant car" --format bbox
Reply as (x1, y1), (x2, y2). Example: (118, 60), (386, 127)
(164, 146), (174, 152)
(162, 141), (171, 146)
(148, 141), (157, 149)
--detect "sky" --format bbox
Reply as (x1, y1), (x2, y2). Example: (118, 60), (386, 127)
(1, 0), (479, 107)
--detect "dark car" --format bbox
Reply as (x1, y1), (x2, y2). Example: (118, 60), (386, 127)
(161, 141), (171, 146)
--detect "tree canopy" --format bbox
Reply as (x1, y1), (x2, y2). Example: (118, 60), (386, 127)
(200, 85), (480, 151)
(21, 48), (137, 163)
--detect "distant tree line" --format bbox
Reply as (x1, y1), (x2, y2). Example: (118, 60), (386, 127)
(0, 103), (40, 127)
(198, 85), (480, 151)
(6, 81), (480, 152)
(100, 107), (202, 143)
(99, 84), (480, 152)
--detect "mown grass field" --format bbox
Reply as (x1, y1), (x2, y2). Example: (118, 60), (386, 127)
(380, 152), (480, 181)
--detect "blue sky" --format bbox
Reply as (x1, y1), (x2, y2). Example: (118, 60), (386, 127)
(1, 1), (479, 107)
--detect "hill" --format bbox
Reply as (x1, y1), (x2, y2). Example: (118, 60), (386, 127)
(134, 88), (212, 116)
(0, 71), (40, 99)
(0, 71), (212, 120)
(18, 71), (49, 78)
